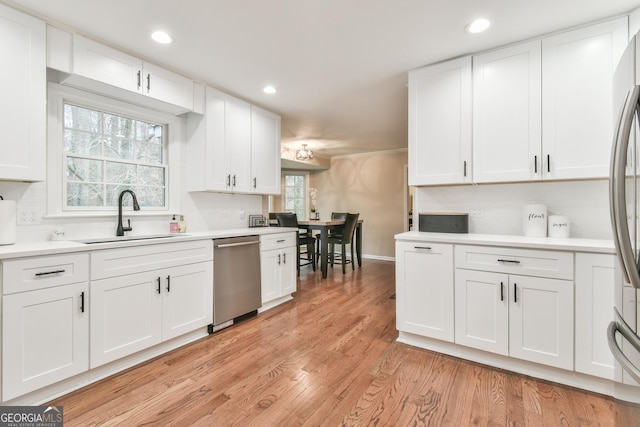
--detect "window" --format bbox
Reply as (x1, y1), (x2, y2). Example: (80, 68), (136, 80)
(64, 103), (167, 209)
(283, 172), (308, 219)
(47, 83), (180, 217)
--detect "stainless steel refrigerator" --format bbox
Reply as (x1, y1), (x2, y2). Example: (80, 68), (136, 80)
(609, 31), (640, 385)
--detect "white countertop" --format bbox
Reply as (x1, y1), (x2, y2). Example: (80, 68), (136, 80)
(0, 227), (297, 260)
(395, 231), (616, 254)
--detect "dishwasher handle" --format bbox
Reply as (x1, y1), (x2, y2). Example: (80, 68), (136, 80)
(215, 240), (260, 249)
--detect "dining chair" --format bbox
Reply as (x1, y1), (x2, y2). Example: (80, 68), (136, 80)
(327, 212), (360, 274)
(315, 212), (347, 263)
(275, 212), (316, 275)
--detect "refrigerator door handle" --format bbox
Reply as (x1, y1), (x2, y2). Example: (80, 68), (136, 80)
(608, 310), (640, 384)
(610, 85), (640, 289)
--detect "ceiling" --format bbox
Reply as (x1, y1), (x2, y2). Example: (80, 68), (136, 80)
(7, 0), (640, 158)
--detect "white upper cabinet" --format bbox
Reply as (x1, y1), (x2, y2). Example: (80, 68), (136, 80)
(473, 41), (542, 183)
(0, 4), (45, 182)
(542, 17), (628, 180)
(63, 34), (194, 113)
(72, 34), (141, 92)
(251, 106), (282, 194)
(187, 86), (281, 195)
(408, 57), (472, 186)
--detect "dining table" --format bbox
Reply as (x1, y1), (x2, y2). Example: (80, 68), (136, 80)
(298, 218), (363, 279)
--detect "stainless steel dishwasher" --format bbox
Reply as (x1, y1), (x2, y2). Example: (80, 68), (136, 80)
(213, 235), (261, 327)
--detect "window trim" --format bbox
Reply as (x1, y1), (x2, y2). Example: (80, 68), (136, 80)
(47, 82), (181, 218)
(281, 171), (309, 220)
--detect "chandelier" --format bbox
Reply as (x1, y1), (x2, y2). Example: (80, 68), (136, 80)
(295, 144), (314, 161)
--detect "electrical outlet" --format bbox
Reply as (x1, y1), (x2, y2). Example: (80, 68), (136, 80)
(17, 208), (43, 225)
(469, 207), (486, 219)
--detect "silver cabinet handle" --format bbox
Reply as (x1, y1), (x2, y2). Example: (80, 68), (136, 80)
(216, 241), (260, 249)
(498, 259), (520, 264)
(608, 311), (640, 383)
(278, 254), (281, 265)
(166, 275), (171, 292)
(414, 246), (431, 250)
(282, 253), (287, 264)
(146, 73), (151, 91)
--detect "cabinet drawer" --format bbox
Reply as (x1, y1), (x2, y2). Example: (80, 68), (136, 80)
(261, 232), (296, 251)
(90, 240), (213, 280)
(2, 253), (89, 294)
(455, 245), (573, 280)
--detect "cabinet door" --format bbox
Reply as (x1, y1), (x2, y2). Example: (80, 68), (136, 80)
(396, 242), (454, 341)
(509, 275), (574, 370)
(3, 283), (88, 400)
(408, 57), (472, 185)
(542, 17), (628, 180)
(226, 96), (252, 193)
(0, 4), (45, 181)
(204, 87), (231, 191)
(90, 271), (162, 368)
(280, 246), (297, 296)
(162, 262), (213, 340)
(142, 62), (194, 111)
(473, 40), (542, 183)
(251, 105), (281, 194)
(73, 34), (142, 93)
(575, 253), (616, 380)
(454, 269), (509, 355)
(261, 249), (281, 304)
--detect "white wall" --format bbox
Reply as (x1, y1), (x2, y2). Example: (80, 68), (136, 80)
(414, 179), (611, 239)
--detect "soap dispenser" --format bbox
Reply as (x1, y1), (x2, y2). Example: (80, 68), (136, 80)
(178, 215), (186, 233)
(170, 215), (178, 233)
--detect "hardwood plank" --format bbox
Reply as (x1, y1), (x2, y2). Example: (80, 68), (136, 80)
(47, 259), (640, 426)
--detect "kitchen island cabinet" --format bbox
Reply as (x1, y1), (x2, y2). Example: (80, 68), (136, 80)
(0, 4), (45, 182)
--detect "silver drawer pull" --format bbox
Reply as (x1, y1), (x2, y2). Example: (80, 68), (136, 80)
(277, 239), (286, 243)
(35, 269), (66, 277)
(497, 259), (520, 264)
(414, 246), (431, 250)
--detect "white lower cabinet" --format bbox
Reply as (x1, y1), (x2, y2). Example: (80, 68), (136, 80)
(575, 253), (617, 380)
(1, 253), (90, 401)
(3, 282), (89, 401)
(91, 260), (213, 368)
(260, 233), (296, 307)
(90, 270), (162, 368)
(395, 241), (454, 341)
(454, 247), (574, 370)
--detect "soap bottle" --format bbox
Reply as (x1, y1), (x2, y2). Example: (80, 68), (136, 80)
(170, 215), (179, 233)
(178, 215), (186, 233)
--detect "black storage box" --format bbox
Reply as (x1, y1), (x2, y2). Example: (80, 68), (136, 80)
(418, 212), (469, 233)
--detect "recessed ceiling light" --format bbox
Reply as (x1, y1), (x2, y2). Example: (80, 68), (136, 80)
(467, 18), (491, 34)
(263, 86), (277, 94)
(151, 31), (172, 44)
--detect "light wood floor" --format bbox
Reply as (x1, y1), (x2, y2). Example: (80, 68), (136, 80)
(50, 259), (640, 426)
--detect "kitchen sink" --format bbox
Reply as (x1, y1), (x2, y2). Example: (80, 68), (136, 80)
(73, 234), (186, 244)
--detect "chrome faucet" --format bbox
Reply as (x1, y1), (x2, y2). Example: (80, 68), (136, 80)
(116, 189), (140, 236)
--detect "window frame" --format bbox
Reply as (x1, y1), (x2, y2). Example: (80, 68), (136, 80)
(47, 82), (181, 218)
(281, 171), (309, 220)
